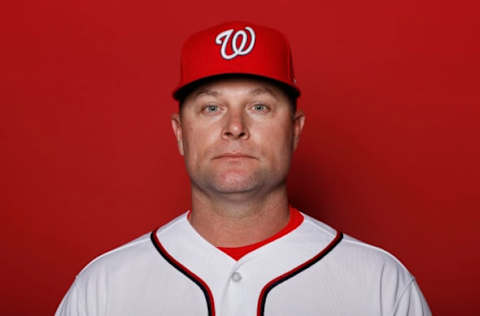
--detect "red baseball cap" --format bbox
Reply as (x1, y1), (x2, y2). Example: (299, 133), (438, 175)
(172, 21), (300, 100)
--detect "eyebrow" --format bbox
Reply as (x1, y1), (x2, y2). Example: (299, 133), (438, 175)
(193, 88), (219, 98)
(249, 87), (279, 99)
(193, 86), (278, 99)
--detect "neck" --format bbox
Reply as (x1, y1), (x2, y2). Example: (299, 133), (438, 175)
(189, 185), (290, 247)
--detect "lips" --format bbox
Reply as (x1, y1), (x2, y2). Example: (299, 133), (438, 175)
(213, 153), (256, 160)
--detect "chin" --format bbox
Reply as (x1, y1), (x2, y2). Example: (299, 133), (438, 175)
(210, 172), (261, 194)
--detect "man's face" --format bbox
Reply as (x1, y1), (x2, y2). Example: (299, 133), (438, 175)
(171, 77), (305, 197)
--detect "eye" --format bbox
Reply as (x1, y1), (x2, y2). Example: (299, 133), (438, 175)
(251, 104), (269, 112)
(202, 104), (219, 113)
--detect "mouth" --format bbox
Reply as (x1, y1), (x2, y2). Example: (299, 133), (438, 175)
(213, 153), (257, 160)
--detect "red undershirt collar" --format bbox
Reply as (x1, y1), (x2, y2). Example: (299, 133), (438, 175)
(217, 206), (304, 261)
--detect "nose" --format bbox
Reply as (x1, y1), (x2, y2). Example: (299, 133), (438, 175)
(222, 110), (249, 140)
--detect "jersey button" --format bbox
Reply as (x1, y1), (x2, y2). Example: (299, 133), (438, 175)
(231, 272), (242, 282)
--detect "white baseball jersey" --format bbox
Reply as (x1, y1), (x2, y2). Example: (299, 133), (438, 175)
(56, 211), (431, 316)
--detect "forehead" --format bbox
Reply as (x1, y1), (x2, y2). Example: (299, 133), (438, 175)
(182, 76), (290, 103)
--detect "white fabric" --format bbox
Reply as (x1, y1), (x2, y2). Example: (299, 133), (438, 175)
(56, 212), (431, 316)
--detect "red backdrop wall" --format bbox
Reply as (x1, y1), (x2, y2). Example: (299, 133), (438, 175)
(2, 0), (479, 315)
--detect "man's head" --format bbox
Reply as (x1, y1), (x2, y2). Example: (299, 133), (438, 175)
(171, 22), (304, 198)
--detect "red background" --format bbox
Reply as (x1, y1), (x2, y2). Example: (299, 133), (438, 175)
(2, 0), (479, 315)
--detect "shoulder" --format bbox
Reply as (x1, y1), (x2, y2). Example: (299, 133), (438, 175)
(274, 210), (431, 315)
(302, 212), (412, 268)
(55, 213), (189, 316)
(76, 213), (188, 282)
(300, 211), (415, 290)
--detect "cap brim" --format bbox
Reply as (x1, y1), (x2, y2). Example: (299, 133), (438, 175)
(172, 73), (300, 101)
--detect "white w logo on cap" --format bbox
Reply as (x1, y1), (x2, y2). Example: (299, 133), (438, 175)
(215, 27), (256, 60)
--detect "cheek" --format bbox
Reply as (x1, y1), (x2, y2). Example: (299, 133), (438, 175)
(182, 123), (216, 164)
(255, 121), (294, 162)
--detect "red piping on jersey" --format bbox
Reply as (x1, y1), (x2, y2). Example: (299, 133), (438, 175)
(150, 229), (216, 316)
(256, 230), (343, 316)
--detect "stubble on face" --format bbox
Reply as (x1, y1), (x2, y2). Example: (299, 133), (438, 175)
(174, 77), (301, 201)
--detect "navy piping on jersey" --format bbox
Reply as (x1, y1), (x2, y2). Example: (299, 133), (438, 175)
(257, 231), (343, 316)
(150, 229), (215, 316)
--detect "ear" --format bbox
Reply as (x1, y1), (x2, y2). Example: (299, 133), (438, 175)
(292, 110), (305, 151)
(171, 113), (184, 156)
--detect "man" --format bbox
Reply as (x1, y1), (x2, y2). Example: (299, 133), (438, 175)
(56, 21), (431, 315)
